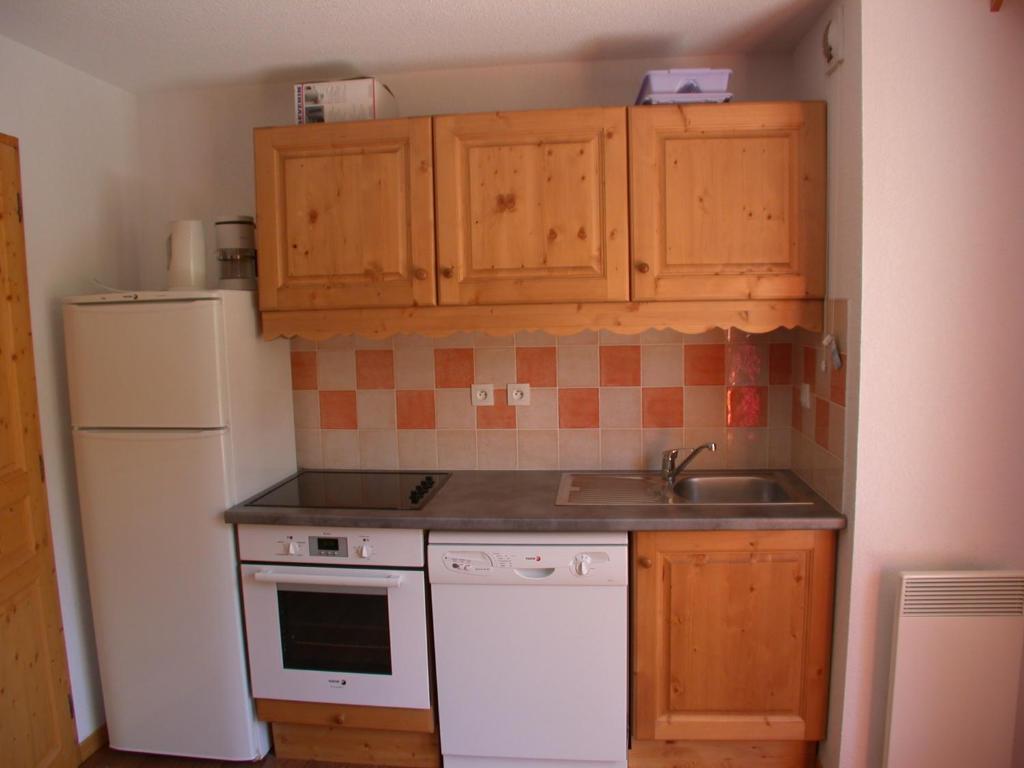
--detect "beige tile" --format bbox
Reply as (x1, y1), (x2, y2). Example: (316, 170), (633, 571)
(798, 394), (814, 437)
(478, 430), (518, 469)
(473, 332), (515, 347)
(601, 429), (643, 470)
(318, 348), (357, 390)
(515, 330), (558, 347)
(725, 428), (768, 469)
(318, 335), (355, 349)
(394, 346), (435, 390)
(791, 431), (815, 482)
(642, 428), (685, 470)
(293, 391), (320, 430)
(295, 429), (323, 469)
(767, 385), (792, 429)
(435, 388), (475, 429)
(814, 345), (831, 398)
(434, 331), (477, 348)
(359, 429), (398, 469)
(322, 430), (360, 469)
(680, 328), (726, 344)
(353, 336), (394, 349)
(356, 390), (396, 429)
(814, 449), (844, 510)
(599, 330), (643, 346)
(558, 429), (601, 469)
(679, 427), (728, 469)
(436, 430), (477, 470)
(639, 328), (685, 345)
(518, 430), (559, 469)
(557, 345), (599, 387)
(557, 330), (599, 346)
(828, 402), (846, 459)
(475, 347), (517, 386)
(642, 344), (683, 387)
(684, 387), (725, 427)
(392, 333), (434, 348)
(398, 430), (438, 469)
(767, 427), (792, 469)
(516, 387), (558, 429)
(599, 387), (641, 428)
(290, 337), (316, 351)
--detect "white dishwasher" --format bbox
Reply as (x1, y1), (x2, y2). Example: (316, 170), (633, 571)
(428, 531), (628, 768)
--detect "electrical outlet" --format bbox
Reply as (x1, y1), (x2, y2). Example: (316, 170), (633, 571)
(507, 383), (531, 406)
(471, 384), (494, 407)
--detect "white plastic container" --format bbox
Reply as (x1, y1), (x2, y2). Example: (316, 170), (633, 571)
(636, 68), (733, 104)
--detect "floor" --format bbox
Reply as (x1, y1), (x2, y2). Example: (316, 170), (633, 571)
(82, 747), (366, 768)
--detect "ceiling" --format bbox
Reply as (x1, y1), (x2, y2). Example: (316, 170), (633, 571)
(0, 0), (829, 93)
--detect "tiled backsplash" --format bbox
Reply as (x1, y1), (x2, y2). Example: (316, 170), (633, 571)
(290, 327), (813, 476)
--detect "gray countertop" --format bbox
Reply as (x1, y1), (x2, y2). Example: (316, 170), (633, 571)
(225, 470), (846, 532)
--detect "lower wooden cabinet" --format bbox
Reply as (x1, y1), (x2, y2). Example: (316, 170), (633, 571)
(632, 530), (836, 744)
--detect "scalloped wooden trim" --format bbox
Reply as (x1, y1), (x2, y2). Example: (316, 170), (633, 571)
(260, 300), (822, 341)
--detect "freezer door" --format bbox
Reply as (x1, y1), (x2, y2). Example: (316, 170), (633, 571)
(72, 428), (268, 759)
(64, 299), (227, 428)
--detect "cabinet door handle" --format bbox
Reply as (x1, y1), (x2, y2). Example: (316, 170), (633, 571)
(440, 267), (454, 279)
(414, 268), (428, 281)
(635, 261), (650, 274)
(639, 557), (653, 569)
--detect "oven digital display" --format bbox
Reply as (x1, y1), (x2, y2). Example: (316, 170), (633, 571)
(310, 536), (348, 557)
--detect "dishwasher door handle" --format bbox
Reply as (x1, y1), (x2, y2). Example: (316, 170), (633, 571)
(513, 567), (556, 579)
(253, 570), (403, 589)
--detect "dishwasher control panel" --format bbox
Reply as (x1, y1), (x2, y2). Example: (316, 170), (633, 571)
(430, 535), (627, 586)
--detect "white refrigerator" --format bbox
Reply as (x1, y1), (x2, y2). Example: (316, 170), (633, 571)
(64, 290), (296, 760)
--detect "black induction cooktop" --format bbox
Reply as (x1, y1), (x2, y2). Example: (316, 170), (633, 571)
(248, 470), (450, 510)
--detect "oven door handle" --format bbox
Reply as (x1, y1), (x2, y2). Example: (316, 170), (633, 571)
(252, 570), (404, 589)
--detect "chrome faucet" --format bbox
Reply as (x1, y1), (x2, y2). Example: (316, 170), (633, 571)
(661, 442), (717, 484)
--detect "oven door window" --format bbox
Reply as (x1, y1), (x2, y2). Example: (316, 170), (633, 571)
(276, 586), (391, 675)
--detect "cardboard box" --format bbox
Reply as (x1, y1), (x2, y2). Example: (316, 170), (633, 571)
(294, 78), (398, 124)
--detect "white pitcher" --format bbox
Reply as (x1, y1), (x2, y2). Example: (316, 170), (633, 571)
(167, 219), (206, 290)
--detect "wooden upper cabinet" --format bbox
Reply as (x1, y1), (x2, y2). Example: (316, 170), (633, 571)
(632, 530), (835, 743)
(630, 102), (826, 301)
(254, 118), (436, 311)
(434, 108), (629, 305)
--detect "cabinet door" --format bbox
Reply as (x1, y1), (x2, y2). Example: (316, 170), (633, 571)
(630, 103), (825, 301)
(254, 118), (435, 311)
(434, 108), (629, 305)
(633, 530), (835, 742)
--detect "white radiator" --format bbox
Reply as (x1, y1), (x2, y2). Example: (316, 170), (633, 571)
(882, 571), (1024, 768)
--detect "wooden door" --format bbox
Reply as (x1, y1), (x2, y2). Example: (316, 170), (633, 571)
(632, 530), (835, 742)
(254, 118), (436, 311)
(630, 102), (826, 301)
(434, 108), (629, 305)
(0, 135), (78, 768)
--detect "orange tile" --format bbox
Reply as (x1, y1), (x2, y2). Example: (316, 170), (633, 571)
(434, 348), (474, 388)
(830, 354), (847, 406)
(791, 387), (802, 430)
(516, 347), (557, 387)
(815, 397), (830, 447)
(684, 344), (725, 385)
(319, 390), (357, 429)
(396, 390), (436, 430)
(355, 349), (395, 389)
(600, 345), (641, 386)
(559, 388), (600, 428)
(291, 351), (317, 390)
(802, 346), (816, 385)
(477, 389), (517, 429)
(726, 386), (767, 428)
(642, 387), (684, 428)
(769, 343), (792, 385)
(726, 344), (764, 386)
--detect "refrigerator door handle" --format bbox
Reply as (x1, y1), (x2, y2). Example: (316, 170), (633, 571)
(253, 570), (404, 590)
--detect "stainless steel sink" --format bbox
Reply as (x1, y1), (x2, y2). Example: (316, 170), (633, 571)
(555, 471), (814, 506)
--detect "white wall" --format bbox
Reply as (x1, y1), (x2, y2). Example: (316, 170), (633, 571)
(790, 3), (862, 766)
(0, 34), (140, 739)
(848, 2), (1024, 766)
(133, 52), (793, 291)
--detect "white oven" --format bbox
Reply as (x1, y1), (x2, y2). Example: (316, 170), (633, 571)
(238, 524), (431, 709)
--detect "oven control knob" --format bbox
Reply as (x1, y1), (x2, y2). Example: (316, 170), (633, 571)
(286, 540), (301, 556)
(355, 543), (373, 559)
(572, 554), (592, 576)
